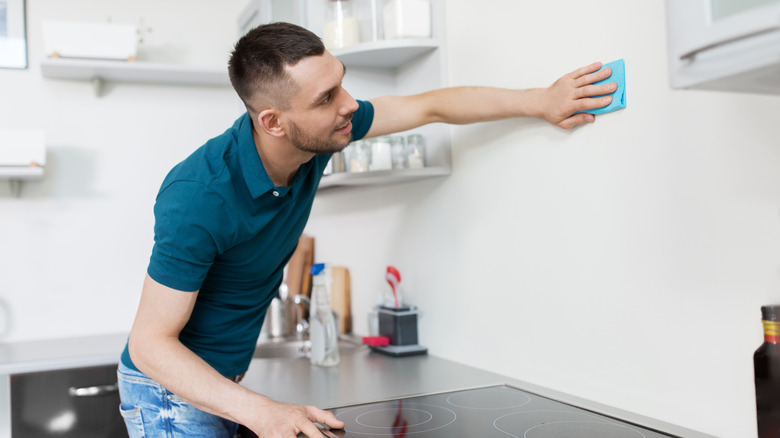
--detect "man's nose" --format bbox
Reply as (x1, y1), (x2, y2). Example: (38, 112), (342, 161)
(340, 89), (359, 115)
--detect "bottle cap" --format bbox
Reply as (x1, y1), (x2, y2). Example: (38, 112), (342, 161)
(310, 263), (326, 276)
(761, 305), (780, 321)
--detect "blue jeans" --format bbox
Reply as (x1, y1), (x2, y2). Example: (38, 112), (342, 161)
(117, 362), (239, 438)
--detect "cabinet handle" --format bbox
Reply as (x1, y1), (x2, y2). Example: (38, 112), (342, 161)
(68, 383), (119, 397)
(679, 25), (780, 61)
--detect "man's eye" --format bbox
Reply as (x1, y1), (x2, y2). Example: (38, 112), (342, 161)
(322, 95), (332, 104)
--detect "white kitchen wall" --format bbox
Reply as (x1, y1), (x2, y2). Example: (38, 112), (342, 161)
(0, 0), (246, 339)
(306, 1), (780, 438)
(1, 1), (779, 437)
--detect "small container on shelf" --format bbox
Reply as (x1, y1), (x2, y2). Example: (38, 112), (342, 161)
(324, 0), (361, 50)
(356, 0), (385, 43)
(369, 136), (392, 171)
(383, 0), (432, 40)
(330, 151), (346, 173)
(42, 20), (138, 61)
(390, 135), (407, 169)
(406, 133), (426, 168)
(348, 140), (370, 173)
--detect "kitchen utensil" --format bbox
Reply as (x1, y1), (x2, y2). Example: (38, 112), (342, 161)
(263, 284), (294, 339)
(385, 265), (401, 308)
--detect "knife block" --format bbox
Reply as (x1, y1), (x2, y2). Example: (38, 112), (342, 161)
(374, 306), (427, 356)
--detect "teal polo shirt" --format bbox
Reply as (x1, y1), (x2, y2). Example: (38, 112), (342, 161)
(121, 101), (374, 378)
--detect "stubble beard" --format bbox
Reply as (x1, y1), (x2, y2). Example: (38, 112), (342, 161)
(288, 116), (354, 155)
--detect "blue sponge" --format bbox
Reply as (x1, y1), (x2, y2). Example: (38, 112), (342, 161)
(581, 59), (626, 115)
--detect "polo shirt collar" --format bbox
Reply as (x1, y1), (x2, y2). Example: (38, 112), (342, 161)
(236, 113), (292, 199)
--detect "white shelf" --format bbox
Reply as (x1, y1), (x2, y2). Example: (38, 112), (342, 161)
(332, 39), (440, 68)
(38, 39), (439, 94)
(318, 166), (450, 190)
(0, 166), (44, 180)
(40, 58), (230, 87)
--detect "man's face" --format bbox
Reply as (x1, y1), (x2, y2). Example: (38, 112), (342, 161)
(282, 51), (359, 154)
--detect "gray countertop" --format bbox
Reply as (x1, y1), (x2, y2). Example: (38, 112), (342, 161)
(241, 343), (716, 438)
(0, 334), (715, 437)
(0, 332), (127, 375)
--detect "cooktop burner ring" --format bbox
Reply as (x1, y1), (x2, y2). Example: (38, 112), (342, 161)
(524, 420), (648, 437)
(494, 410), (648, 438)
(336, 402), (457, 436)
(355, 408), (433, 428)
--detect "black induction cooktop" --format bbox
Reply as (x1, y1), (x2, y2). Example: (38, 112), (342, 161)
(314, 385), (678, 438)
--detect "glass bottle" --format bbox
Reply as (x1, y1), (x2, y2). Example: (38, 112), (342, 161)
(755, 304), (780, 437)
(406, 134), (426, 168)
(324, 0), (361, 50)
(309, 263), (340, 367)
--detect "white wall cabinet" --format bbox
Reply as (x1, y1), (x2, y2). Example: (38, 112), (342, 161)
(665, 0), (780, 94)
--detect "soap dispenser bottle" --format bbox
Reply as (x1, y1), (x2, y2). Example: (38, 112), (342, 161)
(309, 263), (340, 367)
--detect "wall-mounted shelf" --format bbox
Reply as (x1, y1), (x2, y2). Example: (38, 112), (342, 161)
(319, 166), (450, 190)
(0, 167), (44, 198)
(40, 58), (230, 96)
(332, 39), (440, 69)
(0, 166), (44, 180)
(0, 129), (46, 197)
(316, 1), (450, 191)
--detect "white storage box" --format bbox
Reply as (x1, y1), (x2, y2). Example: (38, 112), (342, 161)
(0, 129), (46, 180)
(42, 20), (138, 61)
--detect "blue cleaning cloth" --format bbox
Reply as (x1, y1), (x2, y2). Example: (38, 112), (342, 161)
(581, 58), (626, 115)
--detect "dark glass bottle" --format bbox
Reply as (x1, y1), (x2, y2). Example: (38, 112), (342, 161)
(755, 305), (780, 437)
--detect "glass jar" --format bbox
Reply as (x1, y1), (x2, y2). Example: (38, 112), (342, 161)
(390, 135), (407, 169)
(370, 136), (392, 171)
(406, 134), (426, 168)
(349, 140), (370, 172)
(357, 0), (384, 43)
(331, 151), (346, 173)
(383, 0), (432, 40)
(324, 0), (361, 49)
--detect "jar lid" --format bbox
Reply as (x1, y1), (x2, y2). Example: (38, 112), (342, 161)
(761, 305), (780, 321)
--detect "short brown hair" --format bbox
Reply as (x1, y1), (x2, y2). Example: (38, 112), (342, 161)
(228, 22), (325, 111)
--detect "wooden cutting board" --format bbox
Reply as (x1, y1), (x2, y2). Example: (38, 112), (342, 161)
(331, 266), (351, 334)
(286, 234), (314, 298)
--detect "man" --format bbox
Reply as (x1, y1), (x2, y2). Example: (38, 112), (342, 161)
(118, 22), (617, 438)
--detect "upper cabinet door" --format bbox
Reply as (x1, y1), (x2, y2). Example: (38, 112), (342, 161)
(666, 0), (780, 94)
(669, 0), (780, 58)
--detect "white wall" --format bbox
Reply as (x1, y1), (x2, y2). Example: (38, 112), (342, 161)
(306, 1), (780, 438)
(0, 0), (246, 339)
(1, 1), (779, 437)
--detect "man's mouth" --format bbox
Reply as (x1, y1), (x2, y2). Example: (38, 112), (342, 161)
(335, 115), (354, 134)
(335, 122), (352, 134)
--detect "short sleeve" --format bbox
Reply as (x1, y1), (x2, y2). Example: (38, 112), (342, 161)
(147, 181), (235, 292)
(351, 100), (374, 141)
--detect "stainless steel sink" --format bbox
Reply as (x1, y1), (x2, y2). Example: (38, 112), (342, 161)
(253, 336), (365, 359)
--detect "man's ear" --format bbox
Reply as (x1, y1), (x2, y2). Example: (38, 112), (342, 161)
(257, 109), (285, 138)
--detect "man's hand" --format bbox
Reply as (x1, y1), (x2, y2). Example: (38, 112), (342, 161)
(243, 398), (345, 438)
(541, 62), (618, 129)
